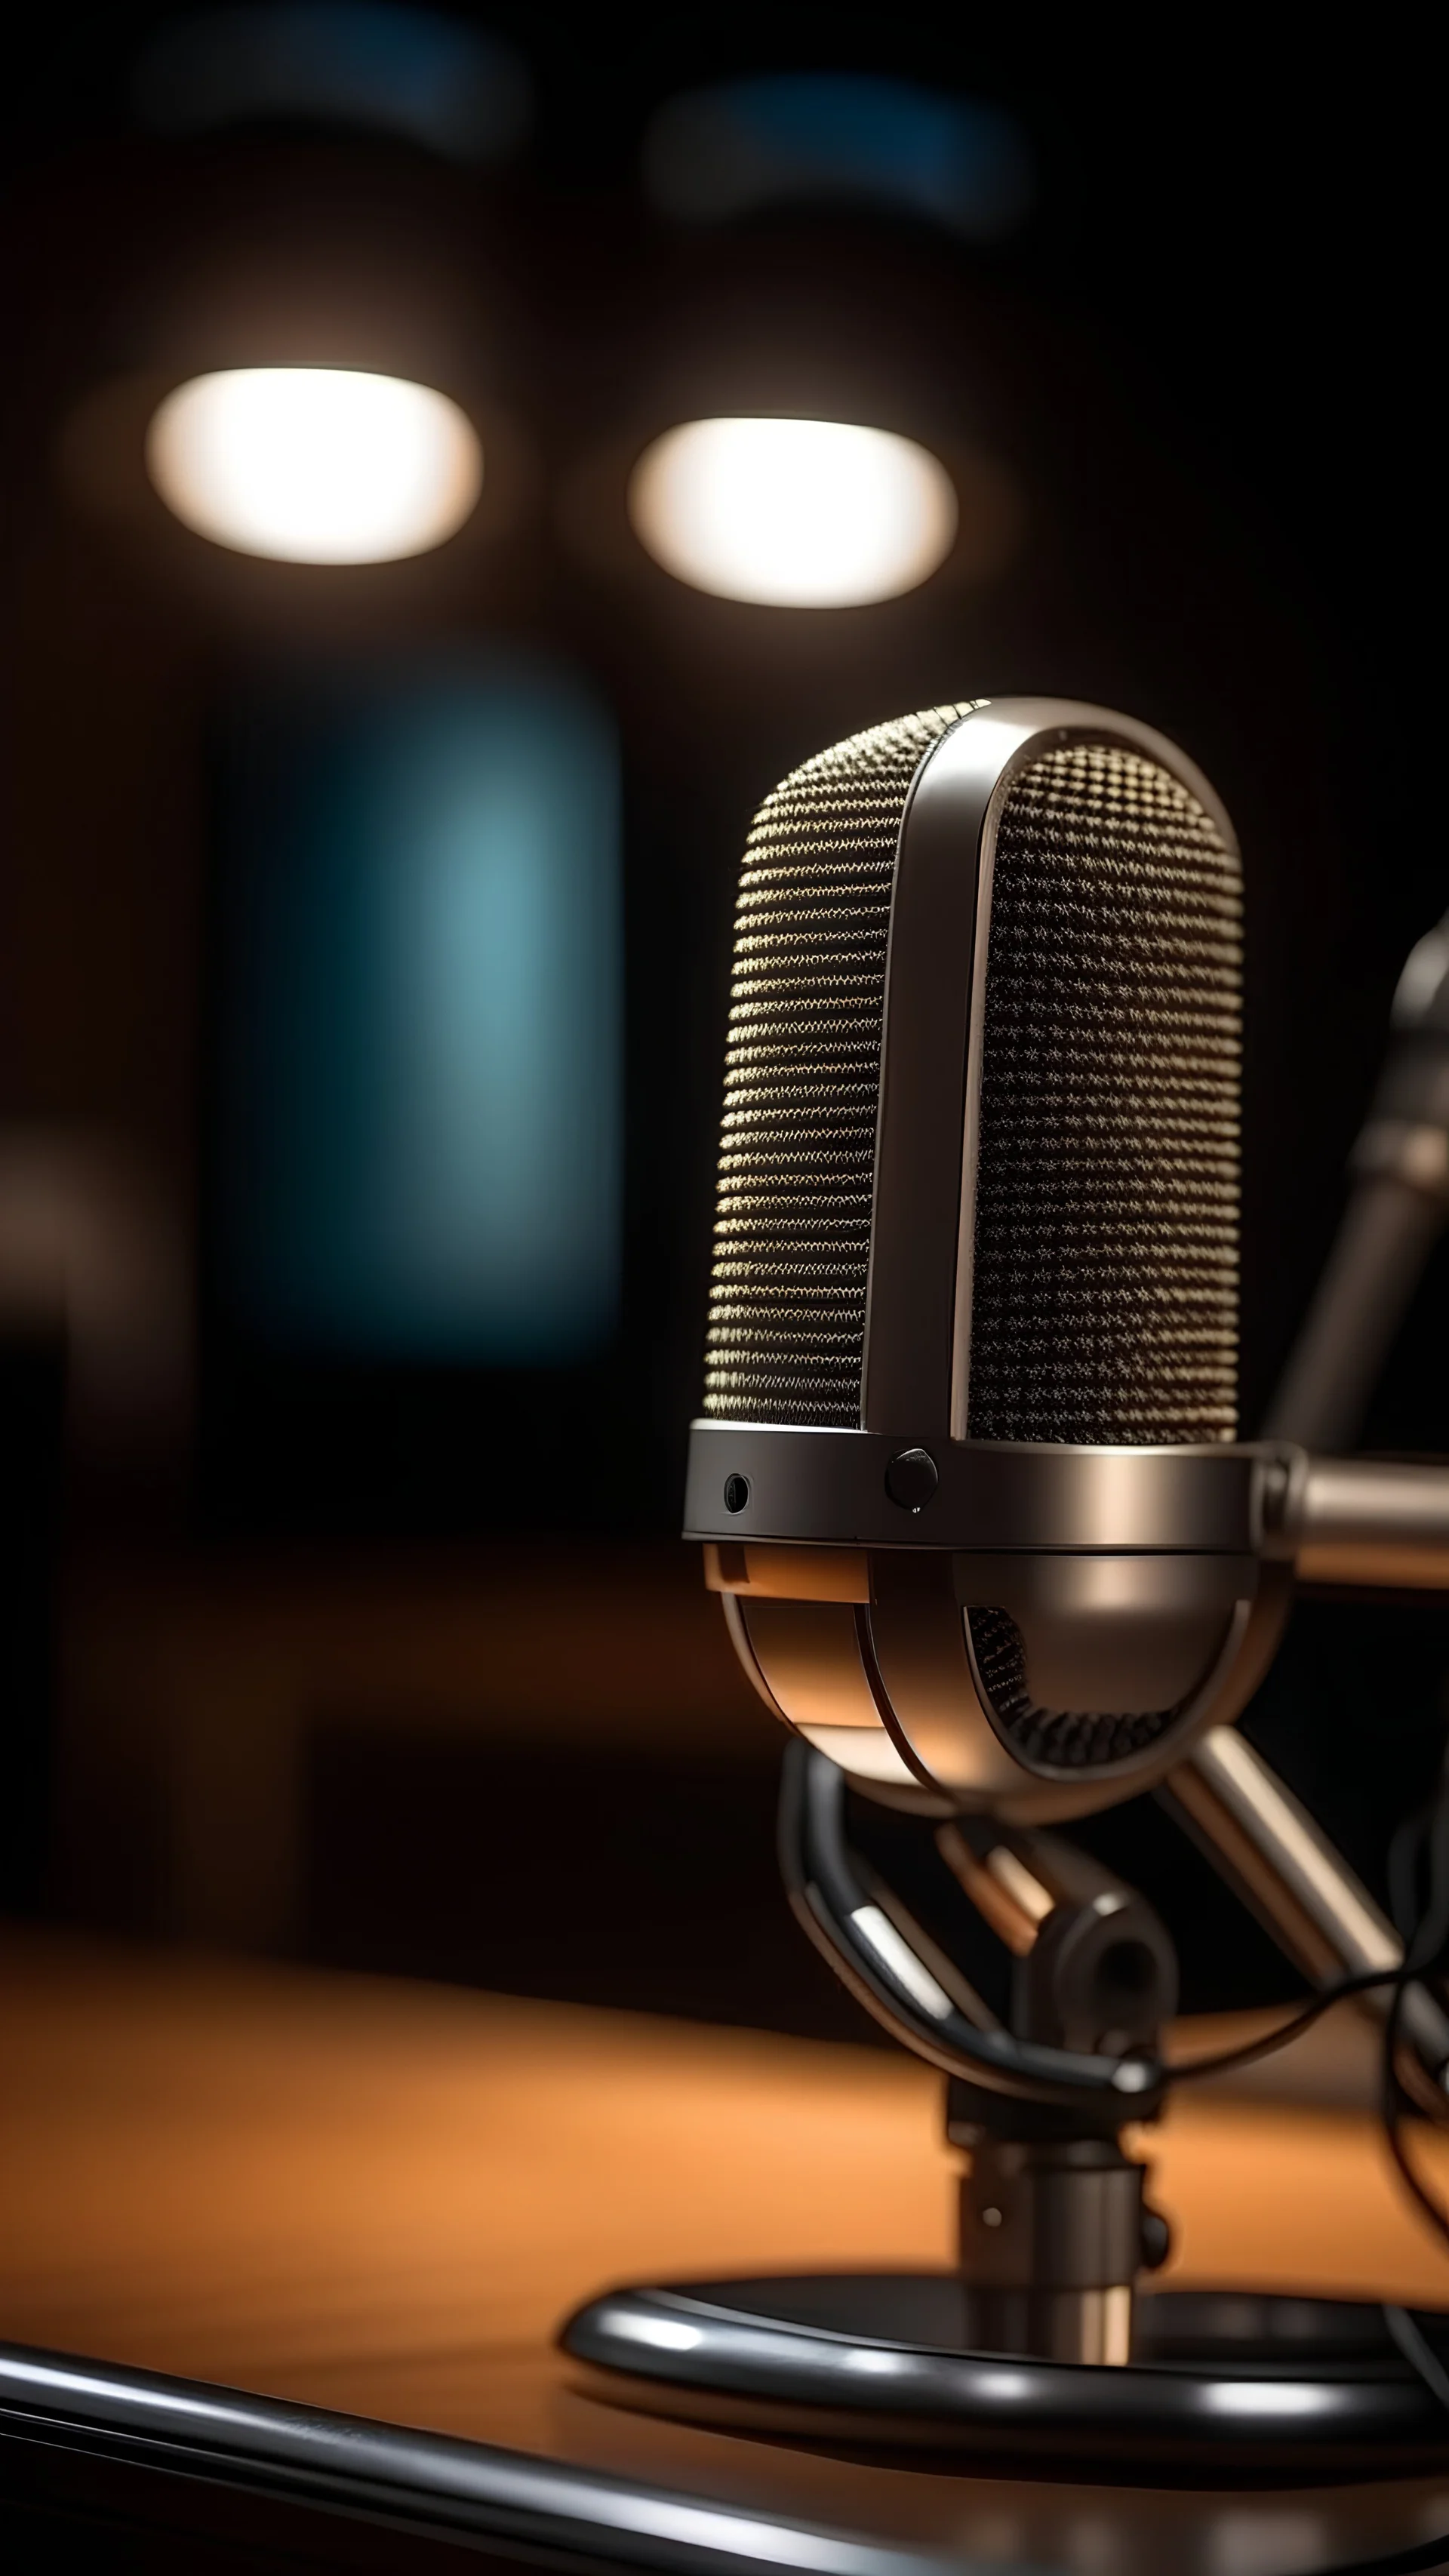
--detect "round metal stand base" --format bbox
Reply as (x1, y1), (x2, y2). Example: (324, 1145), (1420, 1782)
(561, 2275), (1449, 2474)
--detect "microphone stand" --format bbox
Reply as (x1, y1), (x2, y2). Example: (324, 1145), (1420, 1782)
(562, 924), (1449, 2470)
(565, 1530), (1449, 2469)
(565, 1717), (1449, 2467)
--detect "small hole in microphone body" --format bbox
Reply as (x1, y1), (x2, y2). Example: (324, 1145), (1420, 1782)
(723, 1473), (750, 1513)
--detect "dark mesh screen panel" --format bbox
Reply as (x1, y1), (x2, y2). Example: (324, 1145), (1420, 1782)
(703, 704), (978, 1426)
(966, 1604), (1194, 1770)
(966, 742), (1241, 1446)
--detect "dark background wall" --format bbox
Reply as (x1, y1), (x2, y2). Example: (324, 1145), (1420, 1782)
(0, 10), (1441, 2033)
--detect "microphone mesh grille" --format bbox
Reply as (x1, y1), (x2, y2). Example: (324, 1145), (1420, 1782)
(967, 742), (1241, 1443)
(967, 1605), (1192, 1768)
(703, 703), (979, 1426)
(703, 712), (1241, 1445)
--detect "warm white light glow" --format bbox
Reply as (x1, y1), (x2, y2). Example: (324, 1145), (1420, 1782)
(146, 368), (481, 563)
(628, 416), (956, 606)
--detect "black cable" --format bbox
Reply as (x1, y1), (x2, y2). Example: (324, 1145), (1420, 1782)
(1165, 1756), (1449, 2121)
(1166, 1965), (1406, 2084)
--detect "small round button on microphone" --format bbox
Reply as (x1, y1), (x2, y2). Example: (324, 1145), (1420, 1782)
(723, 1473), (750, 1513)
(884, 1446), (938, 1511)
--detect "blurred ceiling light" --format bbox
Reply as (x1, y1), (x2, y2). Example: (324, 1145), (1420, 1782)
(146, 368), (482, 563)
(642, 76), (1032, 240)
(628, 419), (958, 608)
(132, 2), (529, 162)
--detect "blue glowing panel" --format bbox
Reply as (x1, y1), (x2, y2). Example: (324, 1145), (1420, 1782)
(643, 75), (1032, 240)
(220, 660), (620, 1362)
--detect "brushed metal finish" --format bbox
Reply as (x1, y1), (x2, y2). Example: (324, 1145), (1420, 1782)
(692, 1435), (1449, 1804)
(1166, 1728), (1449, 2082)
(685, 1423), (1269, 1551)
(938, 1825), (1054, 1953)
(734, 1599), (881, 1734)
(691, 1434), (1296, 1814)
(1291, 1454), (1449, 1588)
(722, 1596), (932, 1798)
(1174, 1728), (1399, 1977)
(862, 1554), (1026, 1806)
(703, 1544), (871, 1602)
(863, 1573), (1287, 1822)
(860, 707), (994, 1439)
(959, 2137), (1148, 2363)
(955, 1549), (1256, 1711)
(792, 1723), (923, 1787)
(954, 2283), (1134, 2368)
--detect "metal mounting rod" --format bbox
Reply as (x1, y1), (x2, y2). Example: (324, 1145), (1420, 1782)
(1163, 1727), (1449, 2091)
(1289, 1453), (1449, 1590)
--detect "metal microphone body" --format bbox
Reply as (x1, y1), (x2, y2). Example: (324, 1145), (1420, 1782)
(559, 700), (1449, 2439)
(689, 699), (1286, 1820)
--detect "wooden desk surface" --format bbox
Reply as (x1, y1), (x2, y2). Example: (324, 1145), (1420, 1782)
(6, 1926), (1449, 2572)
